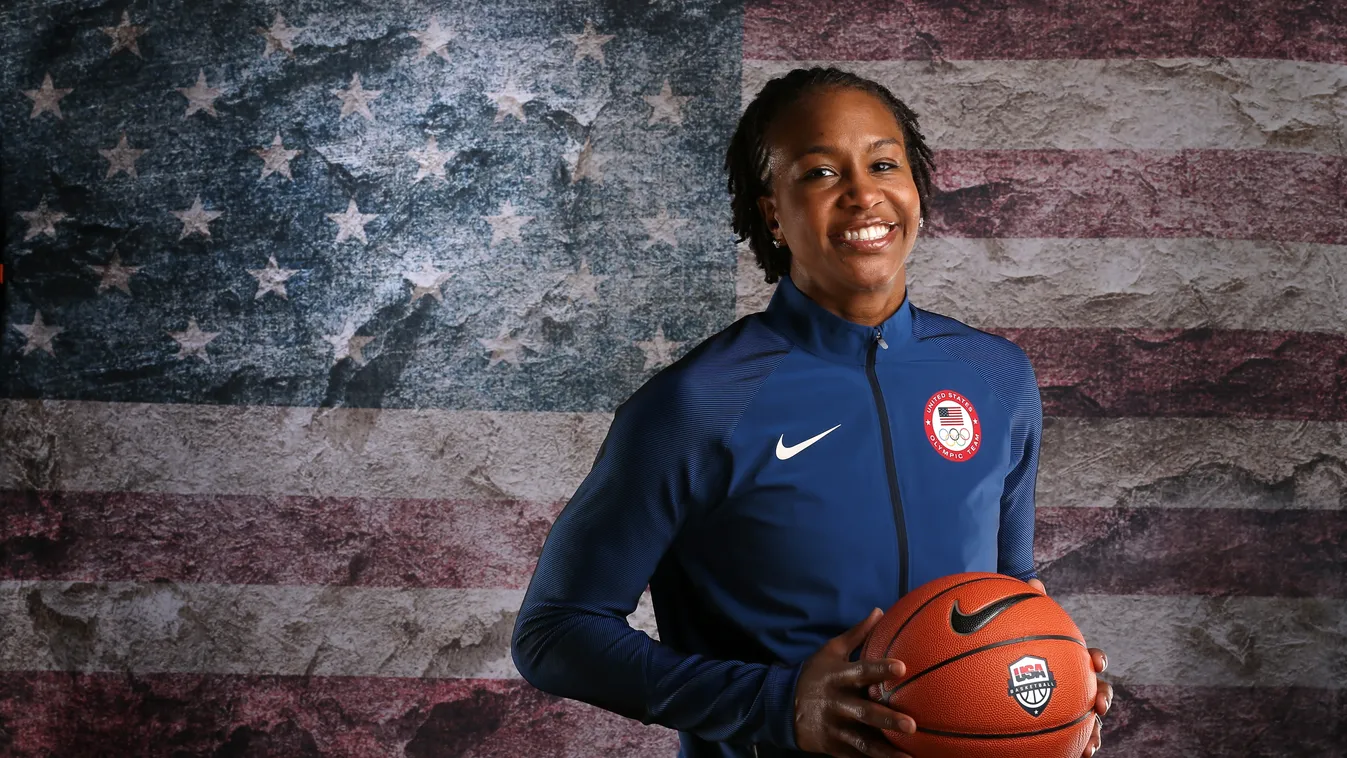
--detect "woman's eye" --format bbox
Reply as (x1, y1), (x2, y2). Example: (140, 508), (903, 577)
(875, 161), (899, 171)
(804, 167), (835, 179)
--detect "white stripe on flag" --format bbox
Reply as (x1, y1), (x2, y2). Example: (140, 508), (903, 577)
(4, 400), (1342, 510)
(2, 580), (1340, 688)
(736, 239), (1347, 331)
(744, 58), (1347, 154)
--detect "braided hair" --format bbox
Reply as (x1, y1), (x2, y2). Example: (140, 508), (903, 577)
(725, 67), (936, 284)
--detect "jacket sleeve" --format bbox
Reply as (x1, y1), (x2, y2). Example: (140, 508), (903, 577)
(998, 346), (1042, 582)
(510, 381), (803, 750)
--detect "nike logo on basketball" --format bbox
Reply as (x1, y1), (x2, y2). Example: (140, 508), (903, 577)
(949, 593), (1039, 635)
(775, 424), (841, 460)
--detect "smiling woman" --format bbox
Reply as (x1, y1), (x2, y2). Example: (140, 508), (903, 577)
(512, 67), (1110, 758)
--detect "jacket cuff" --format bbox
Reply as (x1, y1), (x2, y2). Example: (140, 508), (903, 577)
(763, 661), (804, 750)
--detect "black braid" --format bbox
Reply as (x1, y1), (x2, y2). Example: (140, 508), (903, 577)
(724, 67), (936, 284)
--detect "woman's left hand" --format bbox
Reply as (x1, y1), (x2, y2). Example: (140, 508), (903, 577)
(1026, 578), (1112, 758)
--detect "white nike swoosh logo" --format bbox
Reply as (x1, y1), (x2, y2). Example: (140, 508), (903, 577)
(775, 424), (842, 460)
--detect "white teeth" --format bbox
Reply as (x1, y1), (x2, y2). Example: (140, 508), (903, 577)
(843, 223), (891, 241)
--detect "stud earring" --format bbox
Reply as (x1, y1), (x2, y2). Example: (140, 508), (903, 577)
(918, 218), (925, 228)
(772, 237), (784, 248)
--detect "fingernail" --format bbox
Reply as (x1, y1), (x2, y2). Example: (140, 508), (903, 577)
(902, 719), (915, 734)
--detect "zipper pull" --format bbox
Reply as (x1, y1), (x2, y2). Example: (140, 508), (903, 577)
(875, 328), (889, 350)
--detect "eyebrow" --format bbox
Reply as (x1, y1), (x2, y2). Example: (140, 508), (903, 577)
(797, 137), (901, 159)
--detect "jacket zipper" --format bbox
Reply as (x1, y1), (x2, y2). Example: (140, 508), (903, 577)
(866, 327), (909, 596)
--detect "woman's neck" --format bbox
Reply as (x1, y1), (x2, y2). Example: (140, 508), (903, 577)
(789, 266), (907, 328)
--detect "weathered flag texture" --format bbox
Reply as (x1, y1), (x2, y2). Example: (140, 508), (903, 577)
(1, 0), (1344, 755)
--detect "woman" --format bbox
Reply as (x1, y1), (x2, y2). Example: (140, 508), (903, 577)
(512, 67), (1112, 758)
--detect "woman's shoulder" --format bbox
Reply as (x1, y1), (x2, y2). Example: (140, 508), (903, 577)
(911, 304), (1033, 369)
(617, 313), (793, 427)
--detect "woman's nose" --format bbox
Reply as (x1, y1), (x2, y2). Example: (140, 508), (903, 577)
(842, 171), (884, 209)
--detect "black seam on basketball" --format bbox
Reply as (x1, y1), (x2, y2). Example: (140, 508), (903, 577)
(880, 634), (1086, 706)
(879, 575), (1006, 662)
(915, 707), (1097, 739)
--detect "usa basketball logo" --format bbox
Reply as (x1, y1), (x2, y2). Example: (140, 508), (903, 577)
(923, 390), (981, 461)
(1007, 655), (1057, 717)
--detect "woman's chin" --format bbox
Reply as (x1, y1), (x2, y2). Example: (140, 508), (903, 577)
(833, 256), (905, 293)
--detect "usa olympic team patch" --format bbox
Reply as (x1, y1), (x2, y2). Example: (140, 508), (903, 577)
(924, 390), (981, 461)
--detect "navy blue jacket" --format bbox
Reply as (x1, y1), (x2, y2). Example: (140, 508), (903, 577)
(512, 274), (1042, 757)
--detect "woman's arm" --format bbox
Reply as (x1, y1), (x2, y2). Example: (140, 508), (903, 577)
(511, 384), (802, 750)
(997, 345), (1043, 582)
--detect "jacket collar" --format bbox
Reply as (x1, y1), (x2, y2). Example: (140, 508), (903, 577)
(762, 274), (915, 365)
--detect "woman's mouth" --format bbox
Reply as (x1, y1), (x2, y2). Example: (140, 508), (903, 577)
(834, 222), (898, 252)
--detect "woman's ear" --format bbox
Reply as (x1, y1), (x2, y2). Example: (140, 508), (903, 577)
(756, 195), (778, 234)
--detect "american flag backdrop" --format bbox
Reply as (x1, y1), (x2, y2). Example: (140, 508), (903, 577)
(1, 0), (1344, 755)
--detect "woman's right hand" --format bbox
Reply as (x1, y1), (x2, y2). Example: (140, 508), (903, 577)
(793, 607), (917, 758)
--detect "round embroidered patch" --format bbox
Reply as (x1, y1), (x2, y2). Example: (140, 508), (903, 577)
(923, 390), (982, 462)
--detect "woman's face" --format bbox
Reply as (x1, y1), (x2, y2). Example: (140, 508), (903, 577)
(757, 86), (922, 298)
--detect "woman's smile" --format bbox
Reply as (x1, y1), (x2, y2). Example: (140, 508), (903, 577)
(831, 219), (900, 252)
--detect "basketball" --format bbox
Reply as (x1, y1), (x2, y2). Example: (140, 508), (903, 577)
(860, 572), (1097, 758)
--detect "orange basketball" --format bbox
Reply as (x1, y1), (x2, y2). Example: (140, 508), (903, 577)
(860, 572), (1097, 758)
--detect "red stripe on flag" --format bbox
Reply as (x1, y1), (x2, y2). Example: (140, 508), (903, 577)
(1036, 507), (1347, 598)
(0, 674), (677, 757)
(5, 489), (1345, 596)
(0, 491), (560, 589)
(744, 0), (1347, 63)
(996, 327), (1347, 421)
(928, 150), (1347, 244)
(0, 673), (1341, 757)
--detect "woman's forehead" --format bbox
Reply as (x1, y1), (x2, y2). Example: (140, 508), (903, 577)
(768, 87), (905, 159)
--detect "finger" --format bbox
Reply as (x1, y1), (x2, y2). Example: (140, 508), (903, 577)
(835, 694), (916, 735)
(1096, 680), (1113, 716)
(1080, 714), (1102, 757)
(834, 607), (884, 648)
(1089, 648), (1108, 673)
(844, 658), (905, 686)
(834, 725), (910, 758)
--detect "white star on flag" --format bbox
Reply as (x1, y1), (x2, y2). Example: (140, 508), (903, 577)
(567, 95), (607, 127)
(635, 325), (684, 370)
(565, 136), (610, 185)
(324, 318), (374, 366)
(408, 135), (454, 182)
(18, 198), (69, 241)
(22, 73), (73, 119)
(332, 73), (381, 121)
(247, 255), (299, 300)
(563, 20), (615, 64)
(167, 317), (221, 362)
(172, 196), (223, 239)
(89, 251), (142, 295)
(257, 13), (304, 58)
(177, 69), (222, 118)
(484, 200), (533, 245)
(560, 258), (606, 304)
(101, 10), (148, 58)
(485, 80), (535, 123)
(479, 327), (540, 368)
(99, 132), (147, 179)
(639, 207), (690, 249)
(326, 199), (379, 244)
(409, 16), (456, 61)
(12, 311), (64, 356)
(643, 78), (691, 126)
(253, 134), (302, 180)
(405, 262), (454, 303)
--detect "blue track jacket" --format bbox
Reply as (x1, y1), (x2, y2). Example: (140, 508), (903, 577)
(512, 274), (1042, 758)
